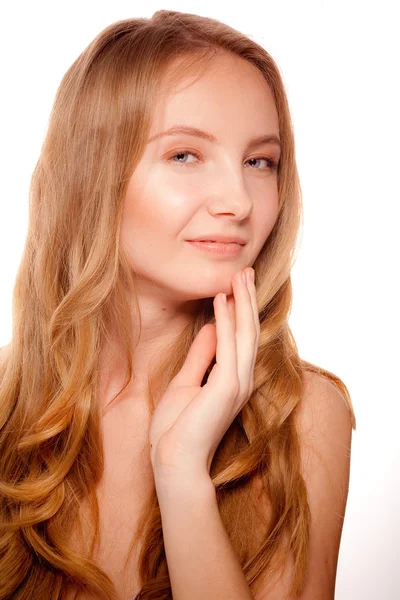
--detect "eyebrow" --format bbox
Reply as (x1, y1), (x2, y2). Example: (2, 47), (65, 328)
(147, 125), (281, 151)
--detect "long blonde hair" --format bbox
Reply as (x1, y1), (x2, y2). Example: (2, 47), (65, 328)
(0, 10), (356, 599)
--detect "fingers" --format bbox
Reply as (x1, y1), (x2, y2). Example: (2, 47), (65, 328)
(246, 269), (260, 346)
(213, 291), (238, 395)
(213, 268), (258, 402)
(234, 269), (257, 399)
(245, 269), (260, 384)
(172, 323), (217, 389)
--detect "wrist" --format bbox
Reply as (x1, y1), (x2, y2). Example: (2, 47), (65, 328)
(153, 464), (215, 500)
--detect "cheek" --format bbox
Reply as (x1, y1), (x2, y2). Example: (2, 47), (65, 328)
(119, 185), (189, 264)
(253, 193), (280, 245)
(120, 183), (164, 240)
(120, 206), (159, 262)
(122, 176), (195, 241)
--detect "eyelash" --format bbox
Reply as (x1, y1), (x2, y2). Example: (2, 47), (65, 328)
(167, 149), (279, 171)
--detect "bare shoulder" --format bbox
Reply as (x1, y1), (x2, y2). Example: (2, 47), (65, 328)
(0, 344), (10, 359)
(253, 371), (353, 599)
(297, 370), (353, 452)
(294, 370), (353, 504)
(301, 369), (352, 411)
(0, 344), (9, 370)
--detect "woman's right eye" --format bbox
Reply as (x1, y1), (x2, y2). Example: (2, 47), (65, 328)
(167, 150), (201, 167)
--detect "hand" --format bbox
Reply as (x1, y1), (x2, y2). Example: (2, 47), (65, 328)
(148, 267), (260, 478)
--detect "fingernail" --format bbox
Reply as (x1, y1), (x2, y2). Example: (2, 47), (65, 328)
(241, 270), (247, 284)
(251, 269), (255, 283)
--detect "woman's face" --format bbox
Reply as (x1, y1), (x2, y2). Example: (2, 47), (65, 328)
(120, 52), (281, 306)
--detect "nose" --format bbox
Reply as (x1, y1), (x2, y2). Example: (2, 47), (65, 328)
(208, 162), (253, 219)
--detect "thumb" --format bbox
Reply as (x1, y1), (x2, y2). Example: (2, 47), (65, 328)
(170, 323), (217, 389)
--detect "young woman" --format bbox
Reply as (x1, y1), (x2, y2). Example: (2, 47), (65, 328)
(0, 9), (356, 600)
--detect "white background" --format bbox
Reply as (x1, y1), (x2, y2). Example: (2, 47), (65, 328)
(0, 2), (399, 598)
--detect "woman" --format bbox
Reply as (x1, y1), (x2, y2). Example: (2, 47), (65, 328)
(0, 10), (356, 600)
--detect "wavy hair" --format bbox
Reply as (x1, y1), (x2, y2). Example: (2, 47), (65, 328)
(0, 9), (356, 599)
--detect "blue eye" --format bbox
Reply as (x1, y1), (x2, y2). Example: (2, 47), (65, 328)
(167, 150), (278, 171)
(245, 157), (278, 171)
(168, 150), (201, 166)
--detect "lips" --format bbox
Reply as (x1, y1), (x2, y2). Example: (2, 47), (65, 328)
(186, 240), (244, 255)
(196, 240), (238, 243)
(187, 235), (247, 245)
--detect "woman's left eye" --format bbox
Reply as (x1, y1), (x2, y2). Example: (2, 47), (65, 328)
(167, 150), (278, 171)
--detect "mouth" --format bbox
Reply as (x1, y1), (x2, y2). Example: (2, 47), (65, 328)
(191, 240), (245, 245)
(185, 240), (244, 256)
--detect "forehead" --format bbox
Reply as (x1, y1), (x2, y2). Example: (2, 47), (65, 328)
(151, 51), (279, 134)
(160, 49), (269, 91)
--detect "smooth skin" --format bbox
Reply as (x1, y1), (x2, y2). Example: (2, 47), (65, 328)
(92, 51), (352, 600)
(98, 50), (280, 410)
(149, 267), (259, 476)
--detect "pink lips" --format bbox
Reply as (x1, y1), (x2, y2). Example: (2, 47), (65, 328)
(186, 240), (244, 255)
(188, 234), (246, 245)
